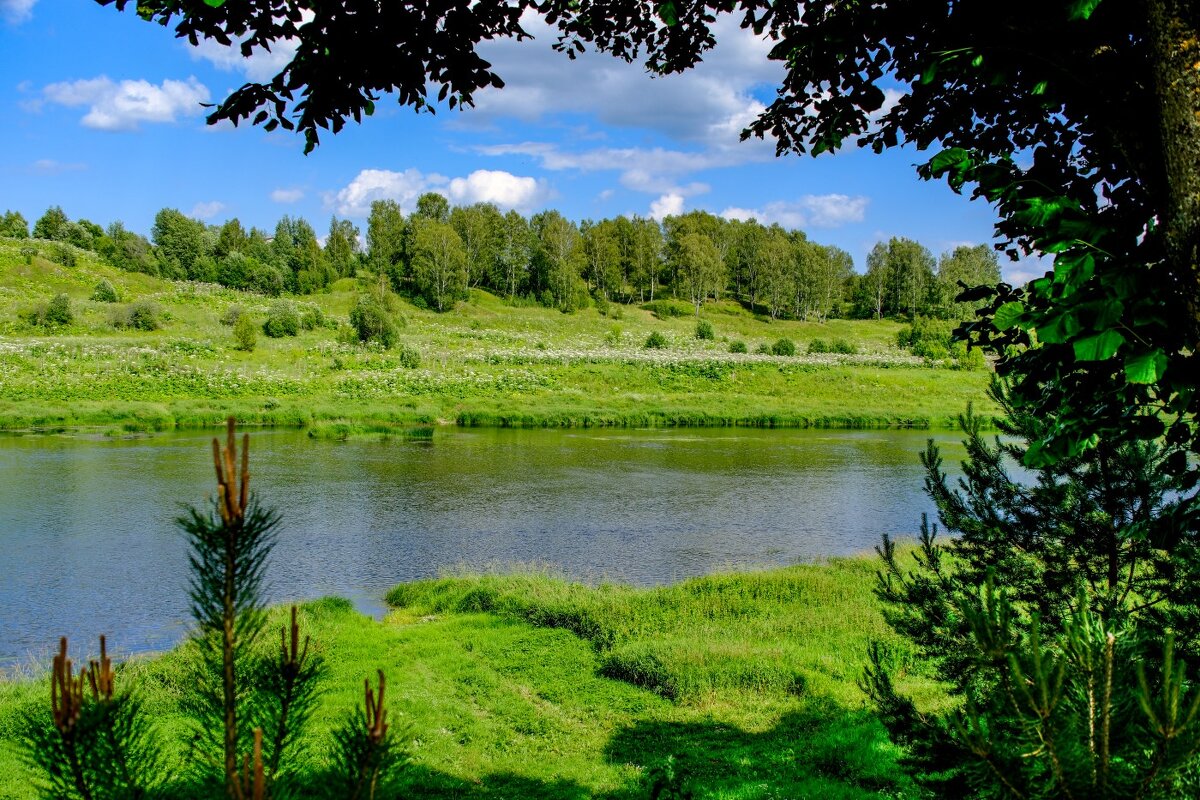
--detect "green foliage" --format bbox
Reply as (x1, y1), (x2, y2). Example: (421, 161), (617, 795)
(644, 331), (669, 349)
(49, 243), (76, 268)
(233, 313), (257, 351)
(42, 293), (74, 328)
(20, 245), (37, 265)
(91, 279), (119, 303)
(755, 342), (771, 355)
(264, 301), (301, 338)
(729, 339), (747, 353)
(396, 345), (421, 369)
(349, 294), (399, 348)
(865, 388), (1200, 796)
(0, 210), (29, 239)
(770, 337), (795, 357)
(32, 206), (69, 241)
(220, 304), (245, 327)
(641, 299), (693, 319)
(111, 299), (163, 331)
(896, 316), (956, 358)
(808, 338), (829, 354)
(695, 319), (714, 340)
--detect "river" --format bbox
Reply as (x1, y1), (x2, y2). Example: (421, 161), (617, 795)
(0, 427), (967, 666)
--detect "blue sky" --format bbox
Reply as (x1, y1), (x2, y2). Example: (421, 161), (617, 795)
(0, 0), (1039, 281)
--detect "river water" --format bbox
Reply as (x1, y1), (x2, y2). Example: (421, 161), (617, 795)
(0, 427), (966, 666)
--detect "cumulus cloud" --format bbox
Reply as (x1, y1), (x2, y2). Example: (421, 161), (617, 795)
(41, 76), (210, 131)
(271, 188), (305, 204)
(720, 195), (869, 229)
(464, 14), (779, 154)
(650, 193), (685, 221)
(328, 168), (547, 218)
(1002, 253), (1051, 288)
(189, 35), (297, 83)
(0, 0), (36, 24)
(190, 201), (226, 220)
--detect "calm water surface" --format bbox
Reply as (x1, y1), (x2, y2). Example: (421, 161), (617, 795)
(0, 427), (966, 666)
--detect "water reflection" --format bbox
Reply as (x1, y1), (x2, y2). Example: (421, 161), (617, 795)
(0, 427), (966, 665)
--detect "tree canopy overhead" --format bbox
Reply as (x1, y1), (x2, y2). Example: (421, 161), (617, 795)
(101, 0), (1199, 468)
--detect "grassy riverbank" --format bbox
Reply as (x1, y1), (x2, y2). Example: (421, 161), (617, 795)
(0, 554), (942, 799)
(0, 239), (995, 433)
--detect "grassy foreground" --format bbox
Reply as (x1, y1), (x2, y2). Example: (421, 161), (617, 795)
(0, 239), (994, 433)
(0, 554), (942, 799)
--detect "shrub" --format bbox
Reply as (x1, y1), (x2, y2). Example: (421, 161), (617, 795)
(896, 316), (955, 359)
(298, 304), (326, 331)
(121, 299), (162, 331)
(604, 326), (623, 346)
(91, 279), (119, 303)
(232, 314), (257, 352)
(755, 342), (771, 355)
(349, 294), (399, 348)
(645, 331), (669, 349)
(263, 301), (300, 338)
(20, 245), (37, 264)
(831, 338), (858, 355)
(641, 299), (693, 319)
(45, 294), (73, 326)
(219, 305), (244, 327)
(49, 243), (76, 267)
(808, 338), (829, 354)
(695, 319), (714, 340)
(729, 340), (747, 354)
(397, 345), (421, 369)
(770, 337), (796, 356)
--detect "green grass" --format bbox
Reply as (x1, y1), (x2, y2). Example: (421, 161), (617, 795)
(0, 238), (996, 433)
(0, 556), (941, 799)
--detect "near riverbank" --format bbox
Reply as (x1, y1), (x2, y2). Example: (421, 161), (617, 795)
(0, 554), (943, 799)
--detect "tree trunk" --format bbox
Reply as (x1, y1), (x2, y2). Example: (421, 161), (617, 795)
(1148, 0), (1200, 349)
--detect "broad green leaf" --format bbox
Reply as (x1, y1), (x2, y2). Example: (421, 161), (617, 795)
(928, 147), (969, 175)
(1124, 350), (1168, 384)
(1032, 80), (1048, 95)
(1068, 0), (1103, 20)
(993, 301), (1025, 331)
(657, 0), (678, 26)
(1073, 330), (1125, 361)
(203, 0), (227, 6)
(1036, 312), (1082, 344)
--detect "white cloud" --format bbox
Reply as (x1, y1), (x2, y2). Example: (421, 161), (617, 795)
(29, 159), (86, 175)
(190, 201), (226, 220)
(445, 170), (548, 210)
(270, 188), (305, 204)
(720, 195), (869, 229)
(42, 76), (211, 131)
(189, 36), (296, 83)
(328, 168), (547, 218)
(650, 193), (685, 221)
(0, 0), (36, 24)
(1002, 253), (1051, 288)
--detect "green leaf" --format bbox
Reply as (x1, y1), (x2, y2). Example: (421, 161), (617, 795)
(656, 0), (678, 26)
(1068, 0), (1103, 20)
(1073, 330), (1125, 361)
(1124, 350), (1168, 384)
(1032, 80), (1048, 95)
(364, 100), (375, 117)
(203, 0), (227, 6)
(971, 54), (983, 67)
(1036, 311), (1082, 344)
(993, 301), (1025, 331)
(929, 147), (969, 175)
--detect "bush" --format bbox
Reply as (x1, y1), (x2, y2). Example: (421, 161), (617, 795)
(729, 340), (748, 354)
(641, 299), (693, 319)
(219, 305), (244, 327)
(298, 304), (326, 331)
(349, 294), (399, 348)
(263, 301), (300, 338)
(232, 313), (257, 351)
(755, 342), (771, 355)
(604, 326), (623, 346)
(695, 319), (714, 340)
(118, 299), (162, 331)
(770, 337), (796, 356)
(91, 279), (119, 303)
(45, 294), (73, 326)
(831, 338), (858, 355)
(896, 316), (955, 359)
(808, 338), (829, 354)
(397, 345), (421, 369)
(645, 331), (669, 349)
(49, 243), (76, 267)
(20, 245), (37, 264)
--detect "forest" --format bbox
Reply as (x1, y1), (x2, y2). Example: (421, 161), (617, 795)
(0, 199), (1000, 323)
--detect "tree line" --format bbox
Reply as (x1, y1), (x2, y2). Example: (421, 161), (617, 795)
(1, 200), (1000, 321)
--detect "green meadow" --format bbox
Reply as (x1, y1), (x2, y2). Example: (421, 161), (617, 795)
(0, 238), (993, 433)
(0, 554), (942, 799)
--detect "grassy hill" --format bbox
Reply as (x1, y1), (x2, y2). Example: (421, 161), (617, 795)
(0, 238), (994, 433)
